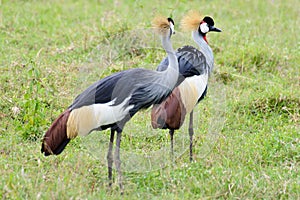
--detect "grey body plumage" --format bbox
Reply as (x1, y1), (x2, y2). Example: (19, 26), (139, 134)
(70, 67), (177, 121)
(157, 45), (209, 87)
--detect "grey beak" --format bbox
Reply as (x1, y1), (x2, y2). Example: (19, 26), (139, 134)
(210, 26), (222, 32)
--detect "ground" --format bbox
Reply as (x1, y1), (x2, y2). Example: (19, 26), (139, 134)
(0, 0), (299, 199)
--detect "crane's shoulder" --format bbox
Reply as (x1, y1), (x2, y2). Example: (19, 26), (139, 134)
(157, 45), (208, 77)
(69, 68), (159, 110)
(177, 45), (201, 54)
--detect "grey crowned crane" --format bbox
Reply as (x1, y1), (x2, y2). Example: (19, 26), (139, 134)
(151, 11), (221, 162)
(41, 17), (177, 192)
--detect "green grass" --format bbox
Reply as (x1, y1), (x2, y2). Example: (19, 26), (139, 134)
(1, 0), (299, 199)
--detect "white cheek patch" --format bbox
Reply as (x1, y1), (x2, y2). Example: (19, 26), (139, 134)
(170, 23), (175, 34)
(200, 23), (209, 33)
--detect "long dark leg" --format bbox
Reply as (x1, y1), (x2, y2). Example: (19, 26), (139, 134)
(169, 129), (174, 160)
(189, 110), (194, 162)
(107, 129), (115, 187)
(114, 129), (123, 194)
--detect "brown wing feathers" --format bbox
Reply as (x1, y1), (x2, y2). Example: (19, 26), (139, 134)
(41, 109), (71, 156)
(151, 87), (186, 130)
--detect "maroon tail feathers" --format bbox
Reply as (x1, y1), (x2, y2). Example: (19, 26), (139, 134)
(151, 87), (186, 130)
(41, 109), (71, 156)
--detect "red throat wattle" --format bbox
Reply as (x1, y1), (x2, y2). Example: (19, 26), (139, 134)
(203, 35), (208, 43)
(200, 20), (209, 44)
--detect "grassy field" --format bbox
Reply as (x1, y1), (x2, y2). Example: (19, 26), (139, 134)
(1, 0), (299, 199)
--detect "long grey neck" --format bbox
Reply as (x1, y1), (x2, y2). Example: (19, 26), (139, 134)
(160, 34), (178, 89)
(192, 30), (214, 74)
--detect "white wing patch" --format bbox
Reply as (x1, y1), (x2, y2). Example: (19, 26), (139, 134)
(178, 74), (208, 114)
(92, 96), (134, 131)
(67, 96), (134, 137)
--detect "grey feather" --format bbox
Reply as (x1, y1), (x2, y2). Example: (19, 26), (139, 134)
(157, 45), (208, 78)
(69, 68), (175, 117)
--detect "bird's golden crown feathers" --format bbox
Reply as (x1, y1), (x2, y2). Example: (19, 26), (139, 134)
(181, 10), (202, 31)
(152, 16), (171, 35)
